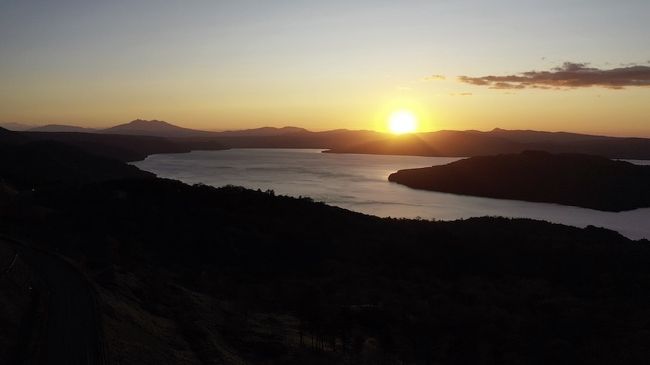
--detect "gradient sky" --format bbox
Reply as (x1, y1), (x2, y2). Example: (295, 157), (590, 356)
(1, 0), (649, 135)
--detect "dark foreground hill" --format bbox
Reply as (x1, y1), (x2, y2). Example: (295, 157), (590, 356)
(389, 150), (650, 211)
(0, 127), (28, 145)
(0, 126), (227, 162)
(0, 141), (153, 189)
(1, 141), (650, 364)
(23, 131), (204, 162)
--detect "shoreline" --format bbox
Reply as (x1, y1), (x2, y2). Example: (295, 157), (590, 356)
(133, 149), (650, 241)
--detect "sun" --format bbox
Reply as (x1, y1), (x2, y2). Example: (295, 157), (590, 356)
(388, 110), (418, 134)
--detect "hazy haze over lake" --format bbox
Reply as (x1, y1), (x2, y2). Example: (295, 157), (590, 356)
(134, 149), (650, 240)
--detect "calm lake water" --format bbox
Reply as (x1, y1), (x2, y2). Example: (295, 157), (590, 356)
(134, 149), (650, 240)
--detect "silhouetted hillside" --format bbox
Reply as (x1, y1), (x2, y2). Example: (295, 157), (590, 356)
(487, 128), (605, 144)
(389, 150), (650, 211)
(325, 130), (520, 157)
(2, 127), (227, 162)
(15, 119), (650, 160)
(5, 178), (650, 364)
(0, 127), (27, 145)
(2, 143), (650, 364)
(0, 141), (153, 189)
(216, 126), (308, 137)
(74, 118), (385, 150)
(102, 120), (315, 139)
(492, 129), (650, 158)
(327, 128), (650, 159)
(202, 129), (385, 149)
(23, 131), (196, 162)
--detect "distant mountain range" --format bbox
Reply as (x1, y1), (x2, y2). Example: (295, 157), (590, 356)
(29, 124), (98, 133)
(3, 119), (650, 159)
(3, 119), (313, 138)
(101, 119), (211, 137)
(326, 128), (650, 159)
(209, 126), (309, 137)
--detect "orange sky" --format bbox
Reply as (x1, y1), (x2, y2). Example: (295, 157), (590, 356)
(1, 1), (649, 137)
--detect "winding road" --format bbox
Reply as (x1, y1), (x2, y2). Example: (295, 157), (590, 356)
(0, 237), (107, 365)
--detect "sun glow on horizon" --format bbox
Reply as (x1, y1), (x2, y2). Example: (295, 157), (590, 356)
(388, 110), (418, 134)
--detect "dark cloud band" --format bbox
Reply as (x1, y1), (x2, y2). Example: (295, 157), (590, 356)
(458, 62), (650, 90)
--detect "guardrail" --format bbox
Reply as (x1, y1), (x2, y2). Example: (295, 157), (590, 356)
(0, 238), (48, 365)
(2, 252), (19, 275)
(0, 234), (109, 365)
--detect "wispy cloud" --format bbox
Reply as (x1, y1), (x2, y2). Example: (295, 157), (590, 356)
(458, 62), (650, 90)
(423, 74), (446, 81)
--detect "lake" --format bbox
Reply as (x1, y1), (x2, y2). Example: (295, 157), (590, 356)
(133, 149), (650, 240)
